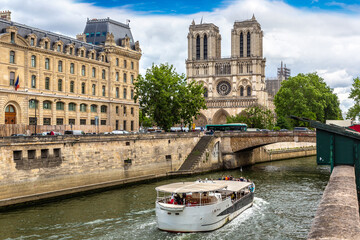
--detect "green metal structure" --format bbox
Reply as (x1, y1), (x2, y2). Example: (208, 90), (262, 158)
(292, 116), (360, 193)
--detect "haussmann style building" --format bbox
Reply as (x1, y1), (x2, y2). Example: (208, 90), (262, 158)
(186, 15), (273, 126)
(0, 10), (141, 133)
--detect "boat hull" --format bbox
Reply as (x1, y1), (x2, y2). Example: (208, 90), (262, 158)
(156, 192), (254, 232)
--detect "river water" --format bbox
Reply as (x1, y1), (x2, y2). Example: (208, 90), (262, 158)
(1, 156), (330, 240)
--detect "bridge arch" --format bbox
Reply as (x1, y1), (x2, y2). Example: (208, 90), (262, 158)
(212, 109), (230, 124)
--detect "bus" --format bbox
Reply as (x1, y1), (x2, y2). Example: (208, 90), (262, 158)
(205, 123), (247, 133)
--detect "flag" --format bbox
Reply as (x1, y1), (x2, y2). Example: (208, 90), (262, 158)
(14, 75), (19, 91)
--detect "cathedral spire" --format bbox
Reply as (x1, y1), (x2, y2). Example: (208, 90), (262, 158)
(252, 14), (256, 20)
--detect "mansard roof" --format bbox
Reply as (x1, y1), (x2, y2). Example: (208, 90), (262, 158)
(83, 18), (135, 49)
(0, 18), (103, 53)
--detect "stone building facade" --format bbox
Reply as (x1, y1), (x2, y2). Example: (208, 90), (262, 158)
(186, 15), (272, 126)
(0, 11), (141, 132)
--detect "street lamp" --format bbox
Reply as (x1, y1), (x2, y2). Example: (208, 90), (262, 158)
(30, 98), (37, 135)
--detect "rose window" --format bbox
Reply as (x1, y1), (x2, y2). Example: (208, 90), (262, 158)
(216, 81), (231, 96)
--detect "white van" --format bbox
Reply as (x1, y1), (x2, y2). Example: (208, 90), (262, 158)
(64, 130), (85, 135)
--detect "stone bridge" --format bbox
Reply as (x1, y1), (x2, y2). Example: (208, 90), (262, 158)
(219, 131), (316, 153)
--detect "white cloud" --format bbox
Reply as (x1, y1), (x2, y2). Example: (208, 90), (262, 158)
(2, 0), (360, 115)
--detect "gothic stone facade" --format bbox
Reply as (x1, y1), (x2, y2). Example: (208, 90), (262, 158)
(186, 16), (272, 126)
(0, 12), (141, 132)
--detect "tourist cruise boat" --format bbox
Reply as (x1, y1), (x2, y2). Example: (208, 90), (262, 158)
(155, 179), (255, 232)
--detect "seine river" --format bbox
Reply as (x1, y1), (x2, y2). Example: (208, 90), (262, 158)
(1, 156), (330, 240)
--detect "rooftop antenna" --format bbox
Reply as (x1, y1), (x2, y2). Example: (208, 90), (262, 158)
(126, 19), (130, 25)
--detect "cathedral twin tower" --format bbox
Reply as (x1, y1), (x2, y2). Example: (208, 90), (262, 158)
(186, 15), (271, 126)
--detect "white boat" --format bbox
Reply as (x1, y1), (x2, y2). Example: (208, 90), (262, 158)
(155, 179), (255, 232)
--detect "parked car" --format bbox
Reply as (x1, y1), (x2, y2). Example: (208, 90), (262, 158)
(11, 134), (27, 137)
(64, 130), (84, 135)
(42, 131), (62, 136)
(111, 130), (129, 134)
(293, 127), (310, 131)
(279, 129), (289, 132)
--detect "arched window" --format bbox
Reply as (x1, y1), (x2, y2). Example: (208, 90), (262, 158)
(31, 75), (36, 88)
(123, 73), (127, 83)
(45, 58), (50, 70)
(90, 104), (97, 113)
(92, 84), (96, 95)
(70, 63), (74, 74)
(58, 79), (62, 91)
(6, 105), (15, 112)
(43, 101), (52, 110)
(101, 105), (107, 113)
(10, 51), (15, 63)
(81, 82), (86, 94)
(102, 69), (106, 79)
(116, 87), (119, 98)
(102, 85), (106, 96)
(203, 34), (208, 60)
(68, 103), (76, 111)
(247, 86), (251, 96)
(29, 100), (38, 109)
(70, 81), (74, 93)
(196, 35), (200, 60)
(58, 60), (63, 72)
(116, 72), (119, 81)
(56, 102), (64, 110)
(31, 55), (36, 67)
(80, 103), (87, 112)
(247, 32), (251, 57)
(92, 67), (96, 77)
(91, 52), (94, 59)
(45, 77), (50, 90)
(82, 65), (86, 76)
(240, 32), (244, 58)
(204, 87), (208, 98)
(240, 86), (244, 96)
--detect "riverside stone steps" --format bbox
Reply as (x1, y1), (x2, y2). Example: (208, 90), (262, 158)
(178, 135), (213, 171)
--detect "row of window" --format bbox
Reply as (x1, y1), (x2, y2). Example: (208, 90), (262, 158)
(30, 117), (108, 126)
(10, 51), (135, 82)
(28, 100), (135, 115)
(203, 86), (252, 97)
(9, 72), (134, 99)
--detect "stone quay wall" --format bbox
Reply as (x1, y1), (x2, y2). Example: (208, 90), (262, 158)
(0, 133), (315, 208)
(0, 133), (200, 207)
(307, 165), (360, 240)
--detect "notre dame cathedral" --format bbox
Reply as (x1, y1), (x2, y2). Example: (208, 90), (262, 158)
(186, 15), (273, 126)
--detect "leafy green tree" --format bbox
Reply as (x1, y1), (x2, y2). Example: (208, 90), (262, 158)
(227, 105), (275, 129)
(275, 115), (292, 130)
(139, 109), (154, 128)
(347, 77), (360, 119)
(134, 63), (206, 132)
(274, 73), (342, 127)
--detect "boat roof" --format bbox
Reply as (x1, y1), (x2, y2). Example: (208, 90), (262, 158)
(155, 180), (252, 193)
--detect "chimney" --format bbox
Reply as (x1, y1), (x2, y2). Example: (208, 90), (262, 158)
(0, 10), (11, 21)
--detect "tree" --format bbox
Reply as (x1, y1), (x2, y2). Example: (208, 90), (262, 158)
(134, 63), (206, 132)
(139, 109), (154, 128)
(274, 73), (342, 127)
(227, 105), (275, 129)
(346, 77), (360, 119)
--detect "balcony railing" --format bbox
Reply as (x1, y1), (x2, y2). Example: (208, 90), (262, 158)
(206, 97), (258, 108)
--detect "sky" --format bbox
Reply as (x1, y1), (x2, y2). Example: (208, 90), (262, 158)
(2, 0), (360, 116)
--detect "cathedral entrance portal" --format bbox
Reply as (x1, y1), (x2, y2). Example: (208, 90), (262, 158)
(5, 105), (16, 124)
(212, 109), (229, 124)
(194, 113), (207, 127)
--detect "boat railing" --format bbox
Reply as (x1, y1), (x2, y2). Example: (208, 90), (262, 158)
(157, 195), (222, 207)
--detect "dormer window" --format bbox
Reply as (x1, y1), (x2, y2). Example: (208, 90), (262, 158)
(70, 47), (73, 55)
(57, 45), (61, 52)
(101, 55), (104, 62)
(10, 32), (15, 43)
(30, 38), (35, 46)
(45, 41), (48, 49)
(81, 50), (84, 57)
(91, 52), (94, 59)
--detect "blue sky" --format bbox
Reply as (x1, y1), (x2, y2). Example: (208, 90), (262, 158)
(76, 0), (360, 14)
(3, 0), (360, 114)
